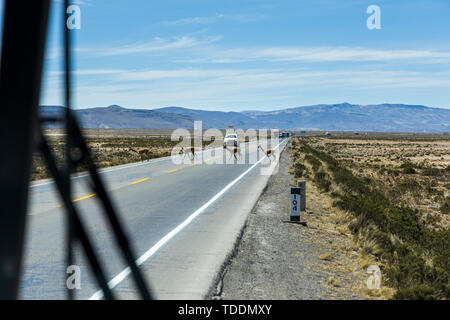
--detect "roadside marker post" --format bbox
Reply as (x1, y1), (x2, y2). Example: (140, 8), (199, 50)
(290, 187), (301, 222)
(297, 180), (306, 212)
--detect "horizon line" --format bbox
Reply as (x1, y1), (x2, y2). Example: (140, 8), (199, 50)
(39, 102), (450, 112)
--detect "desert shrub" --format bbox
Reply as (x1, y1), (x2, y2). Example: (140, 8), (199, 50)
(304, 154), (321, 171)
(378, 167), (387, 175)
(314, 171), (331, 192)
(393, 285), (436, 300)
(425, 185), (444, 196)
(427, 230), (450, 298)
(334, 190), (425, 244)
(428, 229), (450, 270)
(330, 191), (340, 198)
(400, 161), (417, 174)
(440, 201), (450, 214)
(387, 168), (400, 177)
(422, 167), (442, 177)
(385, 244), (433, 288)
(293, 162), (307, 178)
(347, 214), (369, 234)
(370, 230), (394, 254)
(396, 178), (421, 193)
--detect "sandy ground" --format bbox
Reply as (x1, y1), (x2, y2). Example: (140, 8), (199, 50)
(213, 145), (365, 300)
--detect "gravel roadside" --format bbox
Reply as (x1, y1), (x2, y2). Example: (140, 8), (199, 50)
(211, 143), (365, 300)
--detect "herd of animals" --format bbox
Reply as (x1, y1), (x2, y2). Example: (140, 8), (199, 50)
(180, 144), (274, 162)
(128, 145), (275, 162)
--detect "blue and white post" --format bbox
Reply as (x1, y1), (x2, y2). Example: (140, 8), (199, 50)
(290, 187), (301, 222)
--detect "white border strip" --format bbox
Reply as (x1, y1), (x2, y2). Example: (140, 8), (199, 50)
(88, 139), (287, 300)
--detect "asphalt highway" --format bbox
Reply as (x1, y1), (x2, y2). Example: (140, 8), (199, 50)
(20, 138), (288, 299)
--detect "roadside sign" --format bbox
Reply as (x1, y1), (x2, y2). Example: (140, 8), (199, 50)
(290, 187), (301, 222)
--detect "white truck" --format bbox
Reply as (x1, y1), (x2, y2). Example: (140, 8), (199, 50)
(223, 133), (239, 147)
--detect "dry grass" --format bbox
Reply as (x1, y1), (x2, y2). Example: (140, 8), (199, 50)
(312, 138), (450, 229)
(290, 155), (368, 299)
(290, 136), (450, 300)
(32, 129), (214, 181)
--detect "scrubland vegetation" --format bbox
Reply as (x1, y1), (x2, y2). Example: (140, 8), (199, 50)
(290, 137), (450, 300)
(32, 129), (214, 180)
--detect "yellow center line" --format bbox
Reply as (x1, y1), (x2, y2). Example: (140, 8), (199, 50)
(73, 193), (97, 202)
(56, 151), (244, 209)
(58, 193), (97, 207)
(131, 178), (150, 185)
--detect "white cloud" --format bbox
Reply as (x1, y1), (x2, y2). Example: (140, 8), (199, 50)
(162, 13), (266, 26)
(78, 36), (221, 56)
(41, 67), (450, 109)
(162, 14), (225, 26)
(178, 46), (450, 64)
(50, 69), (122, 76)
(51, 67), (450, 88)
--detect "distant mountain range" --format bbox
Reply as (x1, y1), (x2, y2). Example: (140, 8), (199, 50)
(40, 103), (450, 132)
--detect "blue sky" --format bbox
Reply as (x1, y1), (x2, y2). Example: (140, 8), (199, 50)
(2, 0), (450, 110)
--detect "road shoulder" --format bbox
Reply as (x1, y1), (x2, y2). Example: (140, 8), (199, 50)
(213, 144), (365, 300)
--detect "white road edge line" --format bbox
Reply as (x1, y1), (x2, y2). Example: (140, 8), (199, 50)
(88, 138), (287, 300)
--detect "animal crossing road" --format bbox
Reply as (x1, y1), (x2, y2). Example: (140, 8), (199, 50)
(20, 138), (288, 299)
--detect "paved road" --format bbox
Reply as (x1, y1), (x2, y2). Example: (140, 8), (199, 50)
(20, 138), (288, 299)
